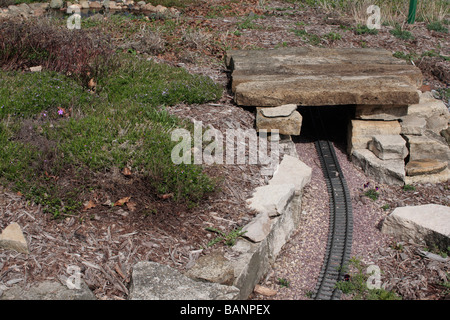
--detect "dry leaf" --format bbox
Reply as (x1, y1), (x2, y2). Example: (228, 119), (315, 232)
(88, 78), (96, 89)
(254, 284), (277, 297)
(83, 200), (96, 211)
(158, 193), (174, 200)
(114, 196), (131, 206)
(122, 167), (132, 176)
(115, 264), (126, 280)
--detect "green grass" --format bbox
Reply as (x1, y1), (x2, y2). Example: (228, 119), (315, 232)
(354, 24), (379, 35)
(427, 21), (449, 33)
(364, 188), (379, 201)
(0, 53), (223, 217)
(389, 24), (414, 40)
(336, 257), (401, 300)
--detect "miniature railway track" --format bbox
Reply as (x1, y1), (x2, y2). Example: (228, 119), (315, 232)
(308, 107), (353, 300)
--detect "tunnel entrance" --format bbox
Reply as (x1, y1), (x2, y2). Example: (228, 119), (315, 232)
(295, 105), (355, 152)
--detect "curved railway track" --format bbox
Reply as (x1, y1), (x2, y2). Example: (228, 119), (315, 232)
(308, 107), (354, 300)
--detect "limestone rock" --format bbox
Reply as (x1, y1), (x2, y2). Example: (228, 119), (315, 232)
(49, 0), (63, 9)
(347, 120), (401, 154)
(407, 91), (449, 116)
(0, 280), (96, 300)
(381, 204), (450, 251)
(256, 109), (302, 136)
(80, 1), (89, 9)
(404, 134), (450, 166)
(29, 66), (42, 72)
(107, 1), (122, 10)
(260, 104), (297, 118)
(406, 159), (447, 176)
(368, 135), (408, 160)
(128, 261), (240, 300)
(185, 252), (235, 285)
(89, 1), (102, 9)
(241, 212), (272, 243)
(441, 127), (450, 145)
(246, 184), (295, 217)
(355, 104), (408, 120)
(143, 3), (156, 11)
(155, 4), (168, 13)
(268, 154), (312, 194)
(0, 222), (28, 254)
(400, 114), (427, 135)
(405, 168), (450, 185)
(227, 47), (422, 107)
(352, 149), (405, 185)
(426, 112), (449, 135)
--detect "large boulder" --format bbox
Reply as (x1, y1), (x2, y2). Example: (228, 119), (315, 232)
(128, 261), (239, 300)
(404, 134), (450, 166)
(381, 204), (450, 251)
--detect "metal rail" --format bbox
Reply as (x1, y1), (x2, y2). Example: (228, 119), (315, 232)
(308, 107), (353, 300)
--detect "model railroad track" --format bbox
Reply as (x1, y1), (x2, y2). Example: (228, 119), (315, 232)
(308, 107), (353, 300)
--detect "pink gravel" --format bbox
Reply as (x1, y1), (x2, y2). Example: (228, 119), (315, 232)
(252, 138), (394, 300)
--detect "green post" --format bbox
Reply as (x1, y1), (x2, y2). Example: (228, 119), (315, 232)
(407, 0), (418, 24)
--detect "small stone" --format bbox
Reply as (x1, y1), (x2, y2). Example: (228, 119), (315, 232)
(49, 0), (63, 9)
(29, 66), (42, 72)
(155, 4), (167, 13)
(0, 223), (29, 254)
(256, 109), (302, 136)
(260, 104), (297, 118)
(80, 1), (89, 9)
(89, 1), (102, 9)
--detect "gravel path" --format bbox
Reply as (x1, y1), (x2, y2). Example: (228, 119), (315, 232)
(251, 137), (396, 300)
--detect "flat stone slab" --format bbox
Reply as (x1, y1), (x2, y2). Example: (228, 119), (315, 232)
(226, 47), (422, 107)
(260, 104), (297, 117)
(404, 134), (450, 166)
(405, 159), (447, 176)
(355, 104), (408, 121)
(381, 204), (450, 250)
